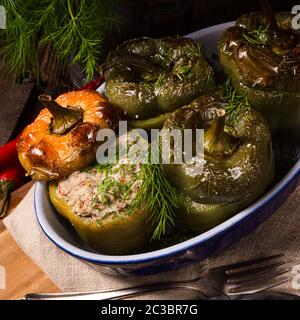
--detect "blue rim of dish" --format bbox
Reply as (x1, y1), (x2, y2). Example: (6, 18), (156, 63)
(34, 21), (300, 265)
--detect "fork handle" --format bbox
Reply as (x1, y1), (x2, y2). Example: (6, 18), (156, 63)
(24, 281), (202, 300)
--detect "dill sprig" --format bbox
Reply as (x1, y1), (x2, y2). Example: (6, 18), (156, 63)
(0, 0), (39, 80)
(242, 25), (269, 46)
(133, 163), (179, 241)
(221, 79), (250, 124)
(0, 0), (119, 82)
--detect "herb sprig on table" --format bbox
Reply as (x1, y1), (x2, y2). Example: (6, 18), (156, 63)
(0, 0), (119, 82)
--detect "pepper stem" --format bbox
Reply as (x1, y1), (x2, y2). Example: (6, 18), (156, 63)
(260, 0), (279, 39)
(204, 109), (237, 157)
(39, 94), (83, 135)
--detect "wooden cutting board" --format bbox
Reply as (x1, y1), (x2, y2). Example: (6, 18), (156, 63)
(0, 182), (59, 300)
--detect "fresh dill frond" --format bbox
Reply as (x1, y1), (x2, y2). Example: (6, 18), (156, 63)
(220, 79), (250, 124)
(40, 0), (119, 81)
(129, 162), (179, 241)
(242, 25), (269, 46)
(0, 0), (39, 80)
(0, 0), (119, 83)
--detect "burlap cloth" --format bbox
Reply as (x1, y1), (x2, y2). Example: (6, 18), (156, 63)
(3, 183), (300, 299)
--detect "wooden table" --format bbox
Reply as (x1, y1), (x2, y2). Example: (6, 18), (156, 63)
(0, 182), (59, 300)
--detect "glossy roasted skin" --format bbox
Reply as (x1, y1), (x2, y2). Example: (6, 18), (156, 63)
(219, 12), (300, 136)
(103, 37), (215, 122)
(49, 182), (151, 255)
(17, 90), (119, 180)
(163, 95), (274, 233)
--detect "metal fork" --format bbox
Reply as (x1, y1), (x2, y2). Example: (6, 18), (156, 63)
(23, 254), (291, 300)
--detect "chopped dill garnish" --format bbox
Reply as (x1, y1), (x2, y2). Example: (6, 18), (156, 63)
(175, 65), (194, 81)
(95, 174), (136, 206)
(154, 72), (166, 86)
(121, 179), (137, 201)
(193, 42), (203, 57)
(220, 79), (250, 124)
(242, 25), (269, 46)
(206, 66), (214, 83)
(95, 162), (114, 173)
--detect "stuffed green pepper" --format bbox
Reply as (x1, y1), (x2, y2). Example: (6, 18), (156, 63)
(219, 10), (300, 138)
(163, 94), (274, 233)
(49, 161), (153, 255)
(102, 36), (215, 127)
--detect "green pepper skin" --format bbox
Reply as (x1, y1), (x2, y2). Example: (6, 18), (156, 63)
(104, 37), (215, 121)
(49, 182), (152, 255)
(128, 113), (171, 130)
(176, 187), (267, 233)
(163, 95), (274, 233)
(219, 12), (300, 138)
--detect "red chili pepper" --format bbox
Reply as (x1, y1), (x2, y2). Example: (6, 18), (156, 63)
(0, 163), (26, 218)
(0, 138), (19, 169)
(0, 163), (26, 187)
(78, 75), (105, 91)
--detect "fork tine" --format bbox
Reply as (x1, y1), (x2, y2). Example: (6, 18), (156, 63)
(226, 260), (289, 284)
(227, 275), (291, 296)
(226, 267), (291, 295)
(227, 264), (291, 287)
(212, 254), (285, 275)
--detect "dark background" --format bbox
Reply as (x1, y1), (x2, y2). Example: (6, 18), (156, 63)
(1, 0), (300, 145)
(113, 0), (299, 39)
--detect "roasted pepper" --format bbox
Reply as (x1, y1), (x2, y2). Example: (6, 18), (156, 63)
(102, 36), (215, 124)
(219, 10), (300, 138)
(49, 163), (152, 255)
(163, 94), (274, 233)
(17, 90), (119, 180)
